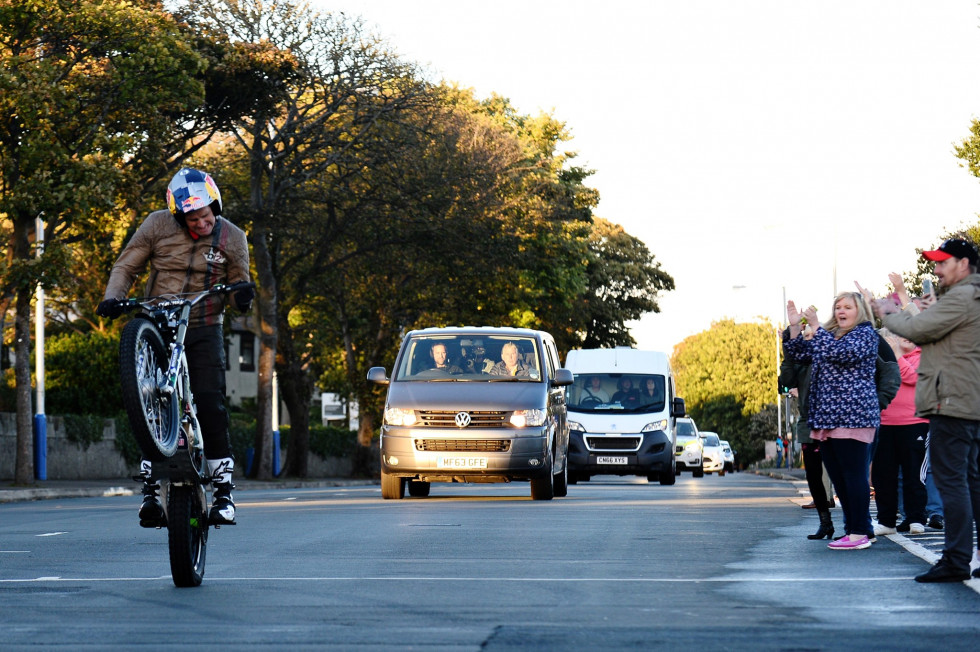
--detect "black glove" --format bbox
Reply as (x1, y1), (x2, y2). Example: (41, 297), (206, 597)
(96, 298), (125, 320)
(233, 286), (255, 312)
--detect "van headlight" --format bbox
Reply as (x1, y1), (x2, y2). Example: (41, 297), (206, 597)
(567, 420), (585, 433)
(510, 409), (546, 428)
(641, 419), (668, 433)
(384, 407), (417, 426)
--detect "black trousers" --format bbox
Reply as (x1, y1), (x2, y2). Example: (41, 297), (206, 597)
(929, 415), (980, 572)
(802, 442), (832, 510)
(872, 422), (928, 527)
(185, 325), (233, 461)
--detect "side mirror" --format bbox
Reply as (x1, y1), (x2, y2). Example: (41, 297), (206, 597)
(671, 397), (686, 418)
(552, 368), (574, 387)
(367, 367), (389, 386)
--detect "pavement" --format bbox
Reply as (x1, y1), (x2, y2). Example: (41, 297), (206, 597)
(0, 476), (377, 503)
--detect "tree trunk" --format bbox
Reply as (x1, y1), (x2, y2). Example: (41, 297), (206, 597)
(13, 283), (34, 485)
(278, 318), (312, 478)
(280, 373), (311, 477)
(250, 222), (277, 480)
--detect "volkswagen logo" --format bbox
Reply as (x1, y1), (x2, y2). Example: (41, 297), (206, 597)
(454, 411), (472, 428)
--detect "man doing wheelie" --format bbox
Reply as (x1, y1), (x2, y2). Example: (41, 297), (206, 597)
(97, 168), (253, 527)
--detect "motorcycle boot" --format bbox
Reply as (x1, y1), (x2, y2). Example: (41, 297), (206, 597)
(137, 461), (167, 528)
(208, 457), (236, 525)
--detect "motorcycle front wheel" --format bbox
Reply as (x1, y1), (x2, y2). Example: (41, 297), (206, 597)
(120, 318), (180, 461)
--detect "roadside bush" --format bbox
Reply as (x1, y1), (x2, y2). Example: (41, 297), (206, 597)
(279, 424), (356, 459)
(113, 411), (142, 468)
(228, 411), (255, 465)
(45, 331), (121, 416)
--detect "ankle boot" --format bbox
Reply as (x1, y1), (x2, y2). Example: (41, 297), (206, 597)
(139, 481), (166, 528)
(808, 510), (835, 540)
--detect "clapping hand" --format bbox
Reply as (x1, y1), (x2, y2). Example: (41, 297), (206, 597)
(787, 300), (815, 338)
(802, 305), (818, 328)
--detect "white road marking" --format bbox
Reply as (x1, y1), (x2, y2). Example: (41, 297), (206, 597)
(0, 575), (920, 584)
(884, 532), (980, 595)
(36, 532), (67, 537)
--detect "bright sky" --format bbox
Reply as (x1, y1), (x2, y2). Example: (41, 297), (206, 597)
(322, 1), (980, 352)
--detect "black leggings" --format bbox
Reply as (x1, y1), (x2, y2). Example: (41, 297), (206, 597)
(185, 325), (232, 461)
(872, 423), (928, 527)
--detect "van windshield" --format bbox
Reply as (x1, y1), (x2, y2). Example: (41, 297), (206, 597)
(568, 373), (666, 413)
(392, 335), (543, 382)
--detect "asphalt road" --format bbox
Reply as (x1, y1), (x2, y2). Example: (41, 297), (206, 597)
(2, 472), (978, 650)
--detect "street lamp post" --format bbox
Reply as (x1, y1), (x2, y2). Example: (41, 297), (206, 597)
(34, 216), (46, 481)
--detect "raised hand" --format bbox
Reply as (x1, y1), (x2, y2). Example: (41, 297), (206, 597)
(787, 300), (803, 338)
(802, 305), (819, 329)
(888, 272), (909, 307)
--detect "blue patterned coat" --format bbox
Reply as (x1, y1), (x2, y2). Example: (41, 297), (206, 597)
(784, 321), (880, 429)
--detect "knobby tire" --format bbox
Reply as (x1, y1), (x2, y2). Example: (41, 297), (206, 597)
(119, 318), (180, 461)
(168, 484), (208, 587)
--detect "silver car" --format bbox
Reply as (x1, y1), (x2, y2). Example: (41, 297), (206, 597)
(720, 439), (735, 473)
(368, 327), (574, 500)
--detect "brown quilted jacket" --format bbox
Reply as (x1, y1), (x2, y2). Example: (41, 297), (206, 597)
(103, 209), (250, 328)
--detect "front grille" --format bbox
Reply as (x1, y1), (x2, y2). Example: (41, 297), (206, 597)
(586, 436), (641, 451)
(418, 410), (507, 428)
(415, 439), (511, 452)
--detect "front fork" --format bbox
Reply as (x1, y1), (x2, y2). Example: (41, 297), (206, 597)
(156, 344), (207, 484)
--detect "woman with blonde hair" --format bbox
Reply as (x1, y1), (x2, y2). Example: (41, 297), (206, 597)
(784, 292), (880, 550)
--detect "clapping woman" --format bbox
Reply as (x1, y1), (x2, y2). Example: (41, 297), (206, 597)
(784, 292), (880, 550)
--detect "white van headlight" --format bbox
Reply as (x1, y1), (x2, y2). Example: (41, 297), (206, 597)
(510, 409), (546, 428)
(567, 420), (585, 433)
(384, 407), (417, 426)
(641, 419), (668, 433)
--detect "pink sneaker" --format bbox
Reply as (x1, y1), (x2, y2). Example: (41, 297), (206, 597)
(828, 534), (871, 550)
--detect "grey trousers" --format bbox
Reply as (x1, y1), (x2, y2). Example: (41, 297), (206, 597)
(928, 415), (980, 571)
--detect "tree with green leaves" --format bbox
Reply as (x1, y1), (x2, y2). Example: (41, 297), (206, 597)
(577, 217), (675, 350)
(179, 0), (424, 479)
(277, 85), (592, 474)
(671, 319), (778, 466)
(0, 0), (208, 483)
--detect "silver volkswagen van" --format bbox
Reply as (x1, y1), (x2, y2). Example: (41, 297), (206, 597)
(367, 327), (574, 500)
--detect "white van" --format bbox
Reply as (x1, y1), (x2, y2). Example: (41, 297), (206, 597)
(564, 348), (686, 485)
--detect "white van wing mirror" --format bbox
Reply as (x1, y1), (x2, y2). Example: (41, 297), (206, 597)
(367, 367), (389, 386)
(671, 397), (686, 418)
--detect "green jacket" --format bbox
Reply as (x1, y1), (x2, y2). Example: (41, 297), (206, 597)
(882, 272), (980, 420)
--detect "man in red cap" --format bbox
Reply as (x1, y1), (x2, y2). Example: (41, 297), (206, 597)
(874, 237), (980, 583)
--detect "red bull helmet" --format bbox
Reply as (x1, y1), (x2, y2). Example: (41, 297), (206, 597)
(166, 168), (222, 227)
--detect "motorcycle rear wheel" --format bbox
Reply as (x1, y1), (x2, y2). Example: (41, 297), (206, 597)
(167, 484), (209, 587)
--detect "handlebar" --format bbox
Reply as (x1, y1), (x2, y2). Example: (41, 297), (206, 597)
(118, 282), (256, 314)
